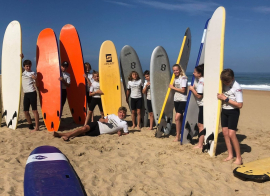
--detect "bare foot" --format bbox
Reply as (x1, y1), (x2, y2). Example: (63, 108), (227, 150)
(147, 127), (153, 130)
(223, 156), (233, 162)
(61, 136), (69, 141)
(136, 126), (141, 130)
(193, 145), (202, 149)
(53, 131), (62, 138)
(233, 159), (243, 165)
(173, 138), (180, 142)
(131, 125), (135, 129)
(30, 128), (39, 133)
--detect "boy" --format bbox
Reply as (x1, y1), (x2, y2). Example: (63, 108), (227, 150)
(59, 61), (70, 113)
(217, 69), (243, 165)
(54, 106), (128, 140)
(22, 59), (39, 131)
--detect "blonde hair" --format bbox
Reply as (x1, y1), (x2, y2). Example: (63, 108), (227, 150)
(173, 64), (186, 77)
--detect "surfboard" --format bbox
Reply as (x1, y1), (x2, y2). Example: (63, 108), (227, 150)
(233, 157), (270, 181)
(1, 20), (22, 130)
(24, 146), (84, 196)
(60, 24), (87, 124)
(202, 6), (226, 156)
(120, 45), (148, 127)
(36, 28), (61, 132)
(155, 28), (191, 138)
(99, 40), (121, 116)
(180, 19), (210, 145)
(150, 46), (171, 137)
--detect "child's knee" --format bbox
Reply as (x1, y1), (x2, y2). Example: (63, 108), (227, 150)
(132, 110), (136, 114)
(24, 111), (30, 115)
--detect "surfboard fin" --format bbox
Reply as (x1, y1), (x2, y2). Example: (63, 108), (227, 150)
(202, 132), (214, 153)
(2, 110), (7, 118)
(51, 122), (54, 130)
(185, 121), (193, 144)
(7, 119), (12, 127)
(57, 111), (60, 117)
(71, 108), (74, 114)
(79, 116), (81, 122)
(199, 128), (206, 138)
(155, 126), (163, 138)
(194, 123), (199, 137)
(83, 107), (86, 113)
(12, 111), (17, 120)
(44, 113), (46, 120)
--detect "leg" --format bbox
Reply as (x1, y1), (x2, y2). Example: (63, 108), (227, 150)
(84, 110), (93, 126)
(97, 99), (104, 119)
(131, 110), (136, 128)
(173, 113), (181, 142)
(61, 89), (67, 115)
(136, 108), (141, 129)
(229, 129), (242, 165)
(23, 93), (33, 129)
(24, 111), (32, 125)
(148, 112), (154, 130)
(32, 110), (39, 131)
(54, 125), (90, 141)
(194, 123), (204, 149)
(222, 127), (234, 161)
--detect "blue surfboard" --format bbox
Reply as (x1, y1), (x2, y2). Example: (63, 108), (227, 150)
(24, 146), (84, 196)
(180, 19), (210, 145)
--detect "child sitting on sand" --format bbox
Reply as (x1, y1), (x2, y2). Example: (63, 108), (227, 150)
(59, 61), (70, 113)
(217, 69), (243, 165)
(189, 64), (204, 149)
(126, 71), (144, 129)
(142, 70), (154, 130)
(54, 106), (128, 140)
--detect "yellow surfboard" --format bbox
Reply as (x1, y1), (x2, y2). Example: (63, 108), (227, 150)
(99, 40), (122, 116)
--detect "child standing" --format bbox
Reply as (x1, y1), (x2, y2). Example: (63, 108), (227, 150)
(126, 71), (143, 129)
(83, 62), (94, 122)
(169, 64), (188, 142)
(59, 61), (70, 113)
(217, 69), (243, 165)
(142, 70), (154, 130)
(189, 64), (204, 148)
(22, 59), (39, 131)
(84, 71), (104, 125)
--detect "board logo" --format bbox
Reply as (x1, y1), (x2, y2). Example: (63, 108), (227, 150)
(125, 52), (131, 56)
(161, 64), (166, 71)
(157, 54), (164, 58)
(106, 54), (112, 62)
(33, 155), (48, 160)
(131, 62), (136, 69)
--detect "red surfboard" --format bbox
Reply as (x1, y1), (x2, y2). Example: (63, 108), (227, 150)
(60, 24), (86, 124)
(36, 28), (61, 132)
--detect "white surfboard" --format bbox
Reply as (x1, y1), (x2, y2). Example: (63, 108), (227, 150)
(1, 21), (22, 129)
(203, 6), (226, 156)
(180, 19), (210, 145)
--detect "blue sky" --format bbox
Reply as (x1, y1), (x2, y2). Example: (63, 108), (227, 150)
(0, 0), (269, 73)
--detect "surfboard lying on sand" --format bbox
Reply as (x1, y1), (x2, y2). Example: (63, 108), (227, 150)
(202, 6), (226, 156)
(150, 46), (171, 137)
(60, 24), (87, 124)
(180, 19), (210, 145)
(1, 20), (22, 130)
(120, 45), (148, 127)
(24, 146), (84, 196)
(36, 28), (61, 132)
(233, 157), (270, 181)
(99, 40), (121, 116)
(155, 28), (191, 138)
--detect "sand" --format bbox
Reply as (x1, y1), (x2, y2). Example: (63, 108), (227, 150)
(0, 87), (270, 196)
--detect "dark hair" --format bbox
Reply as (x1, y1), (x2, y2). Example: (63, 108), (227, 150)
(61, 61), (69, 68)
(84, 62), (91, 70)
(23, 60), (32, 67)
(144, 70), (150, 76)
(118, 106), (127, 113)
(195, 64), (204, 76)
(128, 71), (140, 81)
(220, 69), (234, 82)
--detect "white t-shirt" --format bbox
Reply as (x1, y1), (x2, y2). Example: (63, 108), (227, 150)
(143, 80), (151, 100)
(127, 79), (143, 98)
(90, 81), (101, 98)
(194, 77), (204, 106)
(222, 80), (243, 109)
(86, 73), (93, 92)
(61, 72), (71, 89)
(98, 114), (128, 134)
(22, 70), (36, 93)
(173, 76), (188, 102)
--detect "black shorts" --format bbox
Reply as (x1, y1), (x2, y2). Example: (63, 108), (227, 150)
(198, 106), (203, 124)
(86, 121), (100, 136)
(61, 89), (67, 108)
(131, 98), (142, 110)
(24, 91), (37, 111)
(86, 92), (92, 109)
(221, 108), (240, 131)
(89, 98), (103, 112)
(147, 99), (153, 113)
(174, 101), (186, 115)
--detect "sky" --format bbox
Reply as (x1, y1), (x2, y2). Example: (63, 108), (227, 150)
(0, 0), (269, 73)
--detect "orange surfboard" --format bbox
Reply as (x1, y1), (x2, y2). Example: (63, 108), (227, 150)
(36, 28), (61, 132)
(60, 24), (86, 124)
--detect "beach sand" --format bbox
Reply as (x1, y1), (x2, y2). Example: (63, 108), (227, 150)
(0, 83), (270, 195)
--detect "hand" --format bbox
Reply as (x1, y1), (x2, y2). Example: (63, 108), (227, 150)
(31, 74), (37, 80)
(217, 93), (226, 100)
(147, 81), (150, 86)
(118, 130), (122, 136)
(58, 77), (63, 81)
(20, 53), (24, 59)
(169, 84), (174, 89)
(83, 74), (87, 78)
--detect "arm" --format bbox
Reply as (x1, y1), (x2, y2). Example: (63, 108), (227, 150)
(142, 82), (149, 94)
(126, 89), (130, 103)
(117, 130), (129, 136)
(32, 74), (39, 87)
(169, 84), (186, 93)
(99, 118), (109, 123)
(83, 74), (92, 87)
(217, 93), (243, 109)
(189, 86), (203, 99)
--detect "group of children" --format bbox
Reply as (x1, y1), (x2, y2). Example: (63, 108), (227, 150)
(21, 55), (243, 165)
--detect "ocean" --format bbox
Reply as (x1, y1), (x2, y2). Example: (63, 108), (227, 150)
(185, 72), (270, 91)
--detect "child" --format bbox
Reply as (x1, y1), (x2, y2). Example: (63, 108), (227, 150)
(22, 59), (39, 131)
(189, 64), (204, 148)
(126, 71), (143, 129)
(59, 61), (70, 113)
(84, 71), (104, 125)
(217, 69), (243, 165)
(54, 106), (129, 140)
(83, 62), (94, 122)
(142, 70), (154, 130)
(169, 64), (188, 142)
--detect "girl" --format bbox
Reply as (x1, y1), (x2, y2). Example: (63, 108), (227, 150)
(217, 69), (243, 165)
(126, 71), (143, 129)
(189, 64), (204, 148)
(59, 61), (71, 113)
(142, 70), (154, 130)
(83, 62), (94, 123)
(169, 64), (188, 142)
(84, 71), (104, 125)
